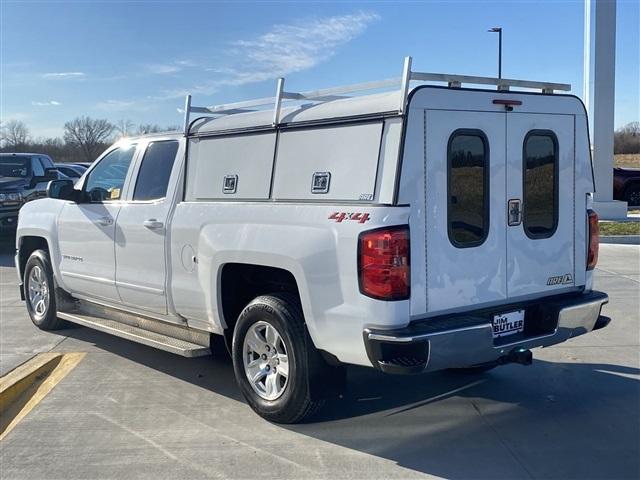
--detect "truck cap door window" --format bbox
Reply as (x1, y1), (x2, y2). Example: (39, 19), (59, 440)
(523, 131), (558, 238)
(84, 145), (136, 202)
(133, 141), (179, 201)
(447, 129), (489, 247)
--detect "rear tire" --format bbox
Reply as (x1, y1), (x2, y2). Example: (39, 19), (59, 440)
(24, 249), (65, 330)
(232, 293), (324, 424)
(623, 183), (640, 207)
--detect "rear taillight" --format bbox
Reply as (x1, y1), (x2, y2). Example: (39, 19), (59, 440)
(358, 226), (410, 300)
(587, 209), (599, 270)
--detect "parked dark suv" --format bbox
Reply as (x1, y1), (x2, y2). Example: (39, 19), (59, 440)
(0, 153), (60, 232)
(613, 167), (640, 207)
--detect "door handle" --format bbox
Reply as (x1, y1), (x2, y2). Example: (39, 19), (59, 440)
(508, 199), (522, 226)
(95, 216), (113, 227)
(143, 219), (164, 230)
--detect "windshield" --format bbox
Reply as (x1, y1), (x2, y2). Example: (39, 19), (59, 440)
(0, 156), (31, 178)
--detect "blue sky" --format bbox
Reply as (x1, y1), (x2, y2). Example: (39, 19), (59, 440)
(1, 0), (638, 138)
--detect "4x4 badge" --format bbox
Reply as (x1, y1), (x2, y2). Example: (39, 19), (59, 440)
(329, 212), (370, 224)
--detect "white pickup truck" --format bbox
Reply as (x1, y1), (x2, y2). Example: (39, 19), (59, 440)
(15, 58), (609, 423)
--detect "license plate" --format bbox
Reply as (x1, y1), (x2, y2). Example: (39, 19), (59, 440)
(492, 310), (525, 338)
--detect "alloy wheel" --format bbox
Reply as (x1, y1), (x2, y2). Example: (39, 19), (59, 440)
(242, 321), (289, 401)
(28, 265), (50, 317)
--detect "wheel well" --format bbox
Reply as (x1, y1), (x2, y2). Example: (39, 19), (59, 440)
(18, 236), (49, 280)
(220, 263), (301, 338)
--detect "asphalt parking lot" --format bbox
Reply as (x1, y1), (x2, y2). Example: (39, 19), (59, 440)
(1, 237), (638, 480)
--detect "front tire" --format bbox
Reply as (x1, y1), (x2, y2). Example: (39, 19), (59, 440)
(623, 183), (640, 207)
(232, 293), (324, 424)
(24, 249), (64, 330)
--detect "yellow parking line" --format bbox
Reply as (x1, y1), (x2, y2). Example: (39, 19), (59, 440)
(0, 352), (85, 441)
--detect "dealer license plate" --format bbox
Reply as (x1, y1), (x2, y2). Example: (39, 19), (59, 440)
(492, 310), (525, 338)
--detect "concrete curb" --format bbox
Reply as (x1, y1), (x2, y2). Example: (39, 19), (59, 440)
(0, 353), (62, 410)
(600, 235), (640, 245)
(0, 352), (84, 440)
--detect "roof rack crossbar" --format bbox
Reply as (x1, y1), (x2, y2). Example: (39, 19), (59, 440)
(183, 56), (572, 135)
(410, 72), (570, 92)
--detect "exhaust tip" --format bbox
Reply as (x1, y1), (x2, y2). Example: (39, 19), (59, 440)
(507, 348), (533, 366)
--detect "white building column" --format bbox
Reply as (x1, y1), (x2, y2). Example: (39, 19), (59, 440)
(584, 0), (627, 219)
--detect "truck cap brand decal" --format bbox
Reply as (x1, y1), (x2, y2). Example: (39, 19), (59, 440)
(547, 274), (573, 286)
(329, 212), (370, 224)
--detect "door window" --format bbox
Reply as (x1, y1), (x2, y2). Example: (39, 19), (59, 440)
(84, 145), (136, 202)
(133, 141), (179, 201)
(39, 156), (54, 169)
(31, 157), (45, 176)
(447, 130), (489, 247)
(523, 131), (558, 238)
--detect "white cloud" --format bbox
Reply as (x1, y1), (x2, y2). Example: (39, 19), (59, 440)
(95, 99), (136, 111)
(144, 64), (181, 75)
(31, 100), (62, 106)
(95, 99), (153, 112)
(47, 12), (379, 109)
(176, 59), (198, 67)
(160, 11), (379, 99)
(42, 72), (86, 79)
(143, 60), (200, 75)
(98, 74), (128, 82)
(230, 11), (380, 85)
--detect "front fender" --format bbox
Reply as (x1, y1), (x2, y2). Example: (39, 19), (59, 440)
(16, 198), (67, 290)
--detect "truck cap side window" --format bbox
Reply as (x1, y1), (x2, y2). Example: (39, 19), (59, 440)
(447, 129), (489, 248)
(523, 130), (558, 239)
(133, 141), (179, 201)
(84, 145), (136, 202)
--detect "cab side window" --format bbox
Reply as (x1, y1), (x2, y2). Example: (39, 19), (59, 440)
(133, 141), (179, 201)
(84, 146), (136, 202)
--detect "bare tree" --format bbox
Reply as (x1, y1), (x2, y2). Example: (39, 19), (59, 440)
(614, 121), (639, 155)
(63, 117), (114, 161)
(1, 120), (30, 148)
(114, 119), (136, 139)
(136, 123), (163, 135)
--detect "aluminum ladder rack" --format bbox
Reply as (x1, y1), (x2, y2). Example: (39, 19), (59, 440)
(183, 55), (571, 135)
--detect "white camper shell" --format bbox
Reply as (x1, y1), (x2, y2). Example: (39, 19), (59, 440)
(16, 57), (609, 423)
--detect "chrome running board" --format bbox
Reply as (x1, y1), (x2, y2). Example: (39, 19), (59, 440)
(58, 301), (211, 358)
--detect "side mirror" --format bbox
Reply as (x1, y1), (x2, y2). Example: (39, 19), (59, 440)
(47, 179), (76, 201)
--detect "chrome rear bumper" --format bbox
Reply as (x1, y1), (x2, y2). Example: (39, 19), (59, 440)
(364, 291), (609, 374)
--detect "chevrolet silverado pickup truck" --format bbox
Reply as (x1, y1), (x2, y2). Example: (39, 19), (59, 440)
(15, 57), (610, 423)
(0, 153), (60, 233)
(613, 167), (640, 206)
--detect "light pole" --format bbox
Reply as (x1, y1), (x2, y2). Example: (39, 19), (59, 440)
(488, 27), (502, 79)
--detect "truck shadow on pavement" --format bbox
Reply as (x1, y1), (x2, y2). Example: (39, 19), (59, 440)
(58, 324), (639, 480)
(0, 235), (16, 266)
